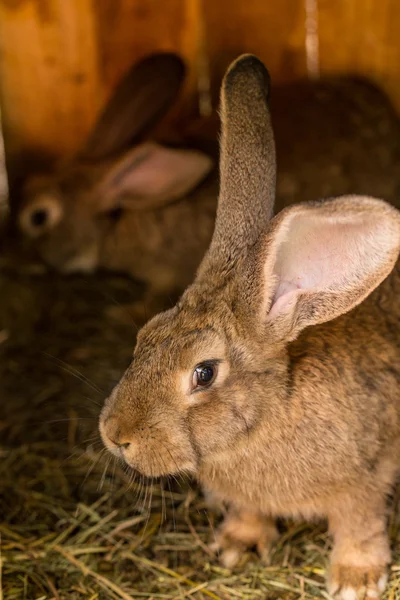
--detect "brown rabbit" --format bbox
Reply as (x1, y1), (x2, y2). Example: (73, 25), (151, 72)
(15, 52), (217, 318)
(99, 54), (400, 600)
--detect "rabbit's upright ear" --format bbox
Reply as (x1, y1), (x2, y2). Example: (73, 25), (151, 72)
(81, 53), (186, 161)
(198, 54), (276, 276)
(253, 196), (400, 342)
(96, 142), (213, 210)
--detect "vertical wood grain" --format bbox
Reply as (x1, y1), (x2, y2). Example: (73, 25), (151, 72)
(0, 0), (100, 172)
(317, 0), (400, 111)
(202, 0), (308, 105)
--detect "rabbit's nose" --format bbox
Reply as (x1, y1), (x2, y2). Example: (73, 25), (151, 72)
(109, 437), (131, 450)
(100, 414), (135, 451)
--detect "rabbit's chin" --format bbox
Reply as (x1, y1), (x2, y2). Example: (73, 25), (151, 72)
(122, 456), (197, 480)
(123, 468), (162, 487)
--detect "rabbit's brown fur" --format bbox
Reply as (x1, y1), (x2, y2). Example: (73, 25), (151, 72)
(104, 54), (400, 599)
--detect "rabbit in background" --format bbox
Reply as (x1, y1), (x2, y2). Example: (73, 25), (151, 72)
(99, 55), (400, 600)
(14, 52), (217, 321)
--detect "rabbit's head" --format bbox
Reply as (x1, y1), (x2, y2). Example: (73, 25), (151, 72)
(99, 55), (400, 479)
(16, 53), (213, 273)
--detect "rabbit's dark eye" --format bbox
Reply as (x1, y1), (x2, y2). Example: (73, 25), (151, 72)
(106, 207), (123, 222)
(192, 363), (217, 390)
(31, 209), (48, 228)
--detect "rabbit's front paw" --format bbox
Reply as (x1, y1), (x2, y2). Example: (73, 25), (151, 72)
(209, 510), (278, 569)
(328, 564), (388, 600)
(327, 494), (391, 600)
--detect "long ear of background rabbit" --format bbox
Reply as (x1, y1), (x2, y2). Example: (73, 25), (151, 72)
(79, 52), (186, 162)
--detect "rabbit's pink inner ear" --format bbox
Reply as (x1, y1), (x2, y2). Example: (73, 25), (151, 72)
(261, 196), (400, 335)
(100, 143), (213, 209)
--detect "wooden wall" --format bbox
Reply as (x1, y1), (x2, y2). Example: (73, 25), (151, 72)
(0, 0), (399, 184)
(317, 0), (400, 109)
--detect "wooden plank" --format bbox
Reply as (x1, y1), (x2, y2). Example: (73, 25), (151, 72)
(202, 0), (308, 105)
(317, 0), (400, 112)
(0, 0), (100, 172)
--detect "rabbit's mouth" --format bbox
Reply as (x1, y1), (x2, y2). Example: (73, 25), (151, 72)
(61, 243), (99, 274)
(99, 412), (198, 479)
(121, 453), (197, 481)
